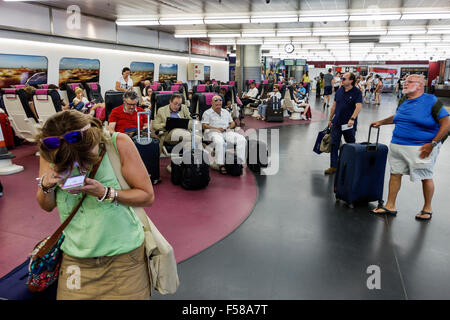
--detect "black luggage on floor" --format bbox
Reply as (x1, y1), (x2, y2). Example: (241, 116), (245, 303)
(265, 96), (283, 122)
(0, 258), (57, 300)
(225, 149), (243, 176)
(334, 126), (388, 208)
(171, 115), (210, 190)
(246, 137), (269, 173)
(105, 90), (125, 121)
(132, 111), (160, 185)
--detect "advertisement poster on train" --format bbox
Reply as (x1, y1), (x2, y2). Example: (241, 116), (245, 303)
(204, 66), (211, 81)
(159, 63), (178, 82)
(0, 54), (48, 88)
(130, 62), (154, 86)
(59, 57), (100, 88)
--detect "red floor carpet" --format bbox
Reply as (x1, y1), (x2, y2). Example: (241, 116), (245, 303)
(0, 144), (257, 277)
(0, 109), (326, 277)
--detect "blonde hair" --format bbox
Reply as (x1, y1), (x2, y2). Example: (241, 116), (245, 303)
(75, 87), (83, 95)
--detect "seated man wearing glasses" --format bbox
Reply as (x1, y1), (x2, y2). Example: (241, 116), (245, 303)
(153, 93), (201, 155)
(201, 95), (246, 175)
(108, 91), (148, 135)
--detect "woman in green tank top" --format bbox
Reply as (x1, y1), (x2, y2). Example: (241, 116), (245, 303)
(35, 110), (155, 300)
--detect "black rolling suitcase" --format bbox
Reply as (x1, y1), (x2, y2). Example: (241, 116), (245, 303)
(265, 96), (283, 122)
(246, 136), (269, 173)
(224, 148), (243, 177)
(334, 126), (388, 208)
(171, 114), (210, 189)
(132, 111), (161, 185)
(105, 90), (125, 121)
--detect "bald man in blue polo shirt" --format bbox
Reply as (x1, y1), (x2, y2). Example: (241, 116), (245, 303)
(325, 72), (363, 175)
(370, 74), (449, 221)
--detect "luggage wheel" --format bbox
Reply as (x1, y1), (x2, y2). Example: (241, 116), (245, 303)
(347, 202), (354, 209)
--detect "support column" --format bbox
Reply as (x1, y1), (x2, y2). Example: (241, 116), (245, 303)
(236, 45), (261, 94)
(242, 45), (261, 84)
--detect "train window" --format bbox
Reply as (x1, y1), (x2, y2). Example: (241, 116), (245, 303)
(159, 63), (178, 82)
(59, 57), (100, 88)
(130, 62), (154, 86)
(0, 53), (48, 88)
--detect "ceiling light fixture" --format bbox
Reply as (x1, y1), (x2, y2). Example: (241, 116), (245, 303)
(401, 11), (450, 20)
(251, 15), (298, 23)
(349, 13), (401, 21)
(208, 32), (241, 38)
(159, 17), (204, 25)
(115, 19), (159, 26)
(204, 16), (250, 24)
(299, 14), (348, 22)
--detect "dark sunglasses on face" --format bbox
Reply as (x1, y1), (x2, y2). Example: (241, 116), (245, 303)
(341, 77), (347, 81)
(41, 124), (90, 150)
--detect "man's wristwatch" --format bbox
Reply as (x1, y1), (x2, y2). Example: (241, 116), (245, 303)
(350, 117), (356, 121)
(431, 140), (438, 148)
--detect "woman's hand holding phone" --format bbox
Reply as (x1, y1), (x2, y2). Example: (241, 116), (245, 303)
(63, 177), (106, 198)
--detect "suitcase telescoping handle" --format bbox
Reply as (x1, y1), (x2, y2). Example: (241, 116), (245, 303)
(191, 113), (199, 151)
(137, 110), (151, 142)
(367, 125), (381, 151)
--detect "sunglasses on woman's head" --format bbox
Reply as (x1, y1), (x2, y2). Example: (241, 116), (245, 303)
(41, 124), (91, 150)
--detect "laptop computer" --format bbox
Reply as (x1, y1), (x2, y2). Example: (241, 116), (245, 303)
(166, 117), (189, 132)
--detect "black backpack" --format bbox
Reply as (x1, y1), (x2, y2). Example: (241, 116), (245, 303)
(180, 149), (210, 190)
(246, 138), (269, 173)
(171, 115), (210, 190)
(224, 150), (243, 176)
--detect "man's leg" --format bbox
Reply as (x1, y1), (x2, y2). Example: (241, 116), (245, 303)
(225, 132), (246, 164)
(372, 174), (402, 213)
(327, 125), (342, 173)
(210, 132), (226, 166)
(416, 179), (434, 218)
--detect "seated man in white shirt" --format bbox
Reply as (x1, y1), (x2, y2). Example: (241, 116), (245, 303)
(240, 82), (259, 106)
(201, 95), (247, 175)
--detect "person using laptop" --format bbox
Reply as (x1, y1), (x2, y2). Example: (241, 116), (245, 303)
(153, 93), (201, 156)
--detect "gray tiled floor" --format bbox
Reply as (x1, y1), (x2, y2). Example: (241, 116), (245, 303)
(154, 92), (450, 300)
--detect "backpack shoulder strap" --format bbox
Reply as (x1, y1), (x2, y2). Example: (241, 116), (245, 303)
(431, 99), (443, 123)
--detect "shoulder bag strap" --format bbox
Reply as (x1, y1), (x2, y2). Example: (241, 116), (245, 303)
(104, 136), (151, 232)
(36, 146), (106, 258)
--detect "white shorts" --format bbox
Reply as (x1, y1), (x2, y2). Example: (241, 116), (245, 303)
(388, 142), (442, 181)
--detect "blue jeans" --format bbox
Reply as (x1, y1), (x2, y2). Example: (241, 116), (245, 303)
(330, 124), (356, 168)
(258, 104), (268, 117)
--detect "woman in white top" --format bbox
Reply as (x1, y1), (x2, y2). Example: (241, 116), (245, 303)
(359, 76), (366, 98)
(333, 72), (341, 93)
(115, 67), (133, 92)
(257, 85), (282, 121)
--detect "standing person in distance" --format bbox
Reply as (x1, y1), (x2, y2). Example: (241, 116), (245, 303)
(323, 69), (334, 109)
(115, 67), (134, 92)
(324, 72), (363, 175)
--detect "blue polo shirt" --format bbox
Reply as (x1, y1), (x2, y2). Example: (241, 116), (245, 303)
(332, 86), (363, 126)
(392, 93), (449, 146)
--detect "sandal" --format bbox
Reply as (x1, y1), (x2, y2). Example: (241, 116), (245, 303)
(415, 210), (432, 221)
(219, 166), (227, 175)
(371, 207), (398, 216)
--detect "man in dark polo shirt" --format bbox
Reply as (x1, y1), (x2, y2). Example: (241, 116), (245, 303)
(325, 72), (363, 175)
(108, 91), (148, 134)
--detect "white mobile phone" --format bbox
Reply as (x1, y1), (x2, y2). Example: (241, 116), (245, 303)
(341, 124), (354, 131)
(61, 174), (87, 190)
